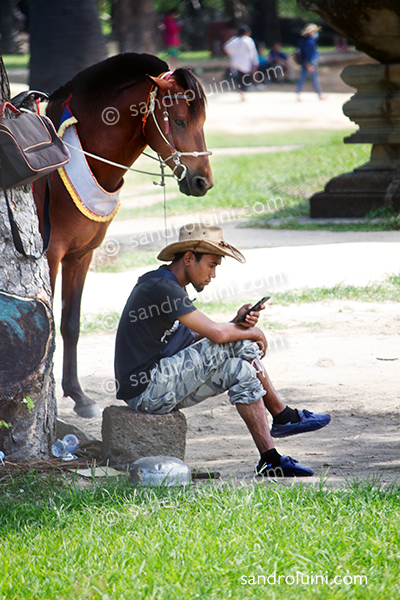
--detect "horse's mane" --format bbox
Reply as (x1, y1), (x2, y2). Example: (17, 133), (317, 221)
(49, 53), (169, 101)
(171, 68), (206, 118)
(49, 53), (206, 118)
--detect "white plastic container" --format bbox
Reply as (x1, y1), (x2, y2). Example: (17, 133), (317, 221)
(129, 456), (191, 487)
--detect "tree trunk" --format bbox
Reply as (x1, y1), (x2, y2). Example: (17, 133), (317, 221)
(113, 0), (157, 54)
(251, 0), (280, 46)
(0, 51), (56, 461)
(29, 0), (107, 93)
(223, 0), (250, 23)
(0, 0), (21, 54)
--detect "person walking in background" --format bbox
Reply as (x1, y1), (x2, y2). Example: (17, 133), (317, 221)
(161, 8), (182, 70)
(296, 23), (326, 101)
(223, 25), (259, 101)
(268, 42), (295, 82)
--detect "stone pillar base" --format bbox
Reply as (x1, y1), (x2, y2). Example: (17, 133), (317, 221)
(102, 405), (187, 471)
(310, 162), (400, 218)
(310, 63), (400, 218)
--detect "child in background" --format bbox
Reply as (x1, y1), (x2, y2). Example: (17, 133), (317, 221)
(161, 9), (182, 70)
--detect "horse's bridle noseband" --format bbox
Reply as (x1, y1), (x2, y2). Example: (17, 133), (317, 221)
(142, 72), (212, 182)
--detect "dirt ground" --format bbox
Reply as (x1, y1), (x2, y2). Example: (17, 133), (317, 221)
(50, 56), (399, 486)
(56, 298), (400, 485)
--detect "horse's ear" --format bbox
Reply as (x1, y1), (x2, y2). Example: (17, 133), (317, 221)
(147, 75), (175, 94)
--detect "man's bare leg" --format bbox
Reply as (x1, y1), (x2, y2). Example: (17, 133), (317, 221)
(251, 358), (286, 417)
(235, 398), (314, 477)
(233, 372), (315, 476)
(235, 398), (274, 453)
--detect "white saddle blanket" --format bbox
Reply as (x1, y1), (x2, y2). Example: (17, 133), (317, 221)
(58, 122), (121, 221)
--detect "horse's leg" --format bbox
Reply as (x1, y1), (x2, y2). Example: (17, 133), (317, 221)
(60, 250), (101, 418)
(47, 248), (63, 296)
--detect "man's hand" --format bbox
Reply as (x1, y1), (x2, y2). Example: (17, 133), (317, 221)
(306, 62), (314, 73)
(234, 303), (266, 329)
(250, 327), (268, 357)
(179, 309), (267, 352)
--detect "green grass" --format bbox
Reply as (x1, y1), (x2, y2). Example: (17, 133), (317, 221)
(205, 129), (352, 150)
(158, 50), (213, 63)
(245, 202), (400, 232)
(80, 311), (122, 335)
(0, 472), (399, 599)
(78, 275), (400, 334)
(2, 47), (344, 74)
(2, 54), (29, 70)
(269, 275), (400, 305)
(115, 130), (371, 223)
(193, 275), (400, 313)
(113, 129), (399, 231)
(91, 248), (158, 273)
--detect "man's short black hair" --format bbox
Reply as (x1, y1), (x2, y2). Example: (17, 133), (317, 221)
(172, 251), (205, 263)
(238, 24), (251, 36)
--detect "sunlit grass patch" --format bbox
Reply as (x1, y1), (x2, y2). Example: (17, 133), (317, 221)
(2, 54), (29, 70)
(114, 131), (371, 224)
(0, 472), (399, 599)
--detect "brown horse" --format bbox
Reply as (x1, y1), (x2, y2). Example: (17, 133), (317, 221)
(33, 53), (213, 417)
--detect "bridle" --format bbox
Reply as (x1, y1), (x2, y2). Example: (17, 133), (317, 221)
(38, 72), (212, 242)
(142, 71), (212, 183)
(54, 72), (212, 191)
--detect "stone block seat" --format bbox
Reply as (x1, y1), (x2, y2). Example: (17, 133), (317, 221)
(101, 405), (187, 471)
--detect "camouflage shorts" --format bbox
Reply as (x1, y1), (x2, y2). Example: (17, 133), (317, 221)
(127, 338), (266, 415)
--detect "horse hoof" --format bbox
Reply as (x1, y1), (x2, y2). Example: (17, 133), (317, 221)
(73, 403), (102, 419)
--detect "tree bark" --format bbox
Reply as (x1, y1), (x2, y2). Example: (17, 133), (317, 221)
(113, 0), (157, 54)
(0, 0), (21, 54)
(29, 0), (107, 93)
(223, 0), (250, 23)
(251, 0), (280, 46)
(0, 51), (56, 461)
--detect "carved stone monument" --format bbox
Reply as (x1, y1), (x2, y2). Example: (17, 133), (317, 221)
(301, 0), (400, 217)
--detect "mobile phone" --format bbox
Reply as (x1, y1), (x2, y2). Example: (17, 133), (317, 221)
(236, 296), (270, 323)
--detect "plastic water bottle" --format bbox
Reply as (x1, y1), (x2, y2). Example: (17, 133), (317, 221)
(51, 439), (69, 457)
(63, 434), (79, 453)
(51, 435), (80, 460)
(0, 450), (5, 466)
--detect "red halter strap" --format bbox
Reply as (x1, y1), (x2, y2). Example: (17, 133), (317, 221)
(141, 71), (173, 136)
(61, 93), (73, 110)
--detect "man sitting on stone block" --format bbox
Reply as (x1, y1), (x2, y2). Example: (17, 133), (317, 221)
(114, 223), (330, 477)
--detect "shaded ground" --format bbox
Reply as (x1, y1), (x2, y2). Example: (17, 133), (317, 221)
(56, 299), (400, 485)
(16, 49), (397, 486)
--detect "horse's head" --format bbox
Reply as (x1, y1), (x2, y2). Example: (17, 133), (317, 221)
(144, 69), (214, 197)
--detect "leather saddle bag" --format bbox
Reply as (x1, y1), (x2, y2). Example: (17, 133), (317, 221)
(0, 101), (70, 259)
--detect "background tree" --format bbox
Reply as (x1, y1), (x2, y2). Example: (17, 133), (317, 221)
(112, 0), (158, 54)
(251, 0), (280, 46)
(0, 50), (56, 461)
(29, 0), (107, 93)
(0, 0), (22, 55)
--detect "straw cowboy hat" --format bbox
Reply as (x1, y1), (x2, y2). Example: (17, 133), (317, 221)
(157, 223), (246, 263)
(301, 23), (322, 36)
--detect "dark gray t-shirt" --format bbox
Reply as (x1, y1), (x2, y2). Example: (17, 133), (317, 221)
(114, 269), (196, 400)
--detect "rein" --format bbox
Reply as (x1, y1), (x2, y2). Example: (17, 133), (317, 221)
(61, 140), (175, 183)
